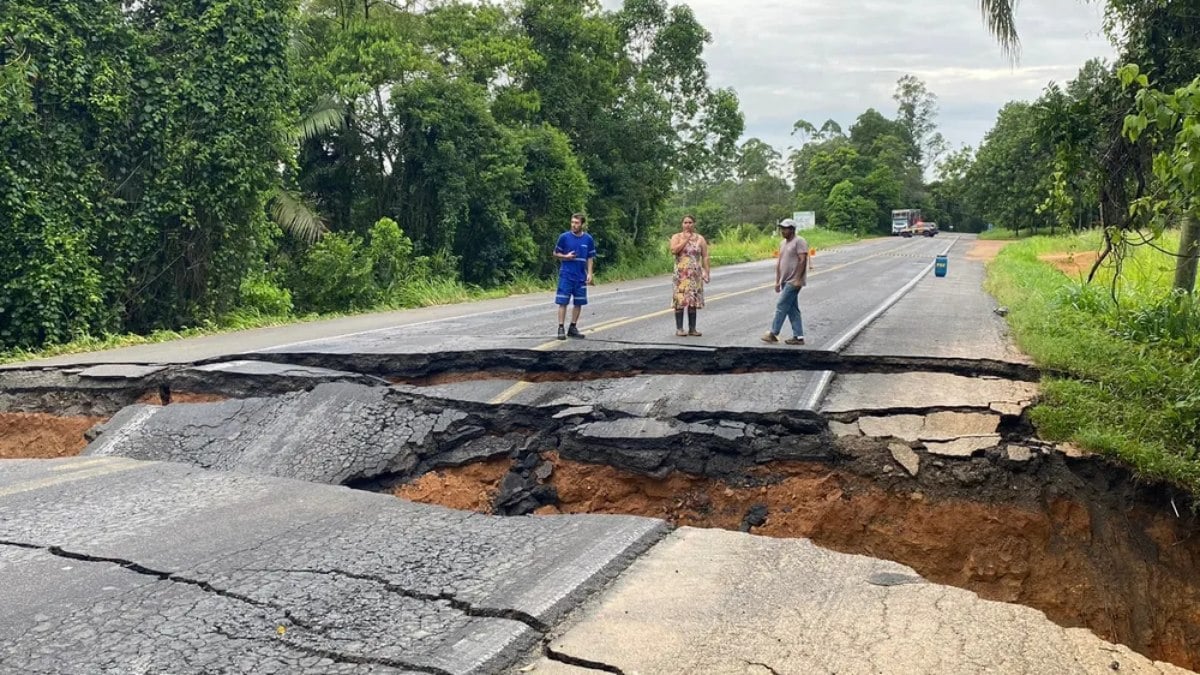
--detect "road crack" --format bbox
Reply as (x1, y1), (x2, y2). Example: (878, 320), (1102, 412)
(210, 624), (455, 675)
(0, 539), (315, 631)
(1, 540), (463, 673)
(544, 643), (626, 674)
(244, 566), (549, 632)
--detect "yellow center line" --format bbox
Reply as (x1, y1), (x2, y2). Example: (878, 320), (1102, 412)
(50, 457), (120, 472)
(0, 458), (146, 499)
(585, 241), (917, 336)
(489, 380), (535, 405)
(583, 315), (632, 333)
(493, 316), (631, 400)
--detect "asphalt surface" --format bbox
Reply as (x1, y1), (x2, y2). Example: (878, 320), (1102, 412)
(9, 235), (965, 422)
(0, 458), (667, 674)
(264, 234), (958, 415)
(257, 234), (951, 356)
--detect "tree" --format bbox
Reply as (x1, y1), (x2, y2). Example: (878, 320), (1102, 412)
(1120, 65), (1200, 292)
(893, 75), (947, 170)
(849, 109), (909, 156)
(979, 0), (1020, 57)
(736, 138), (783, 181)
(0, 0), (297, 348)
(966, 102), (1052, 235)
(824, 181), (878, 234)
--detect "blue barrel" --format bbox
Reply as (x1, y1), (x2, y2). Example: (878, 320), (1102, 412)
(934, 255), (948, 277)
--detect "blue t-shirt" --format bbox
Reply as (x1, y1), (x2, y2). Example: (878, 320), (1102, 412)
(555, 231), (596, 282)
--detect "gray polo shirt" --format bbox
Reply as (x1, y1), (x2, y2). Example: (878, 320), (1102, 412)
(779, 235), (809, 287)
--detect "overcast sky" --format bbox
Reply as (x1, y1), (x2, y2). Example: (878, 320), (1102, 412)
(605, 0), (1116, 166)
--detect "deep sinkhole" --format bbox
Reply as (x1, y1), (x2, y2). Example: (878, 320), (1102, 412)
(2, 352), (1198, 671)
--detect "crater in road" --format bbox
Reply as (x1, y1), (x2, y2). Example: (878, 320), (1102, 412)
(1, 349), (1198, 671)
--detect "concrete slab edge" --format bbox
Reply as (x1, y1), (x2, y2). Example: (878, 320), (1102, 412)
(490, 517), (672, 629)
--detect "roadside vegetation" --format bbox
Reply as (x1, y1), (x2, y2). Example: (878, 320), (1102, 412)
(2, 0), (929, 360)
(989, 231), (1200, 494)
(969, 2), (1200, 493)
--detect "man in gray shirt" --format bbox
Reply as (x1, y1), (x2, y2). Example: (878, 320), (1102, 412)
(761, 218), (808, 345)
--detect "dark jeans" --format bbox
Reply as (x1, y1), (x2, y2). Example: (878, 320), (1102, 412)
(771, 284), (804, 337)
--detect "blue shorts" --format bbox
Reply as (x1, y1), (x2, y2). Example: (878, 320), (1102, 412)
(555, 277), (588, 306)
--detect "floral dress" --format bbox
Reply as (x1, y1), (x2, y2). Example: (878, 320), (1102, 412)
(672, 237), (705, 309)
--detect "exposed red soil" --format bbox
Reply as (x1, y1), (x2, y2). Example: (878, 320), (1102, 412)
(393, 457), (511, 512)
(966, 239), (1011, 262)
(397, 453), (1200, 670)
(135, 391), (230, 405)
(1039, 251), (1101, 279)
(0, 412), (107, 459)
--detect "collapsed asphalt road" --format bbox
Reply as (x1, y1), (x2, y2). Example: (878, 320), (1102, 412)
(0, 458), (666, 674)
(2, 236), (1199, 673)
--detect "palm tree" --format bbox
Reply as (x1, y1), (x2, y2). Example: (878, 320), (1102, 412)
(980, 0), (1020, 57)
(268, 96), (345, 244)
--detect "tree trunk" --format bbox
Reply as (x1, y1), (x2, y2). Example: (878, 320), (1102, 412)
(1174, 212), (1200, 293)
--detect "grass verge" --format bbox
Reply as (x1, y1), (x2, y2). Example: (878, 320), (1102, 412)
(2, 227), (860, 365)
(987, 229), (1200, 495)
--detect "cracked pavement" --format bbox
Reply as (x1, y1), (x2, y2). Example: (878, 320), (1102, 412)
(4, 236), (1188, 674)
(0, 458), (666, 674)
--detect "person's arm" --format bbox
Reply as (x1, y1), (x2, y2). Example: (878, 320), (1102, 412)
(774, 249), (782, 292)
(586, 236), (596, 284)
(553, 236), (575, 261)
(669, 233), (688, 256)
(793, 244), (808, 288)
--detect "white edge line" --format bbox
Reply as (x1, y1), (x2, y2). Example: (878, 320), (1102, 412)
(802, 370), (836, 412)
(804, 238), (959, 411)
(825, 238), (956, 354)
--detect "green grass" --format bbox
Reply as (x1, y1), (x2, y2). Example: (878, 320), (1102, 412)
(987, 228), (1200, 495)
(2, 227), (862, 365)
(977, 227), (1020, 240)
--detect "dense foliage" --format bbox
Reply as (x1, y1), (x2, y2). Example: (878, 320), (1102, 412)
(959, 0), (1200, 291)
(1, 0), (294, 349)
(0, 0), (743, 351)
(668, 76), (949, 238)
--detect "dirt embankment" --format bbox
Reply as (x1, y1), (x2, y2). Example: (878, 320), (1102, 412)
(1039, 251), (1101, 279)
(0, 390), (229, 460)
(0, 413), (107, 459)
(965, 239), (1011, 262)
(970, 235), (1101, 280)
(399, 452), (1200, 670)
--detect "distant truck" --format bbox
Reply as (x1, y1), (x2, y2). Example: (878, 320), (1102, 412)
(891, 209), (920, 235)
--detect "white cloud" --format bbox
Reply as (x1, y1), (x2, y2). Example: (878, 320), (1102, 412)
(603, 0), (1115, 155)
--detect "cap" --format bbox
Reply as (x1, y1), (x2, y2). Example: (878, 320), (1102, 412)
(778, 219), (797, 229)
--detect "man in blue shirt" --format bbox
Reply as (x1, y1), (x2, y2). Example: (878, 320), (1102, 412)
(553, 213), (596, 340)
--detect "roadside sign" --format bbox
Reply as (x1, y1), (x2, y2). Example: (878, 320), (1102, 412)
(792, 211), (816, 230)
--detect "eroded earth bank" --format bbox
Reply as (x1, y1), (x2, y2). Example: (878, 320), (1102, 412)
(2, 349), (1198, 672)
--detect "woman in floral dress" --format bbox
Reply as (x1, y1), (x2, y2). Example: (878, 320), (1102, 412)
(669, 215), (711, 336)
